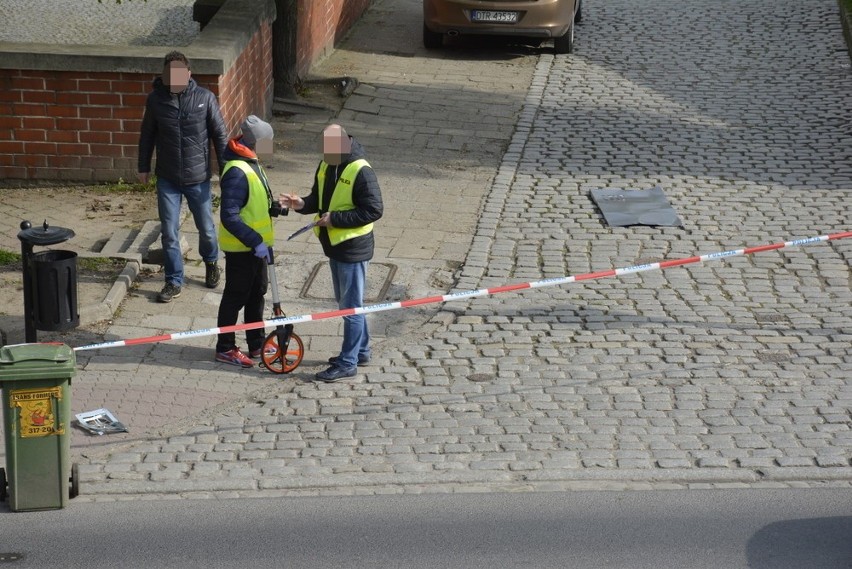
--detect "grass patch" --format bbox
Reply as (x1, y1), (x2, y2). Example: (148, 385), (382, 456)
(0, 250), (124, 276)
(77, 256), (124, 272)
(0, 249), (21, 267)
(841, 0), (852, 62)
(98, 175), (157, 194)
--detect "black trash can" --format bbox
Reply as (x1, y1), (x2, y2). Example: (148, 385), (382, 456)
(29, 250), (79, 332)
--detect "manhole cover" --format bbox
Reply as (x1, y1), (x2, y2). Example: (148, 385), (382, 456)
(0, 553), (24, 563)
(299, 262), (396, 302)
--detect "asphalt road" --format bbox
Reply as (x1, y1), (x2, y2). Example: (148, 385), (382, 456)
(1, 488), (850, 568)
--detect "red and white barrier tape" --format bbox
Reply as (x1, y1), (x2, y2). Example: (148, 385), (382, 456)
(73, 231), (852, 352)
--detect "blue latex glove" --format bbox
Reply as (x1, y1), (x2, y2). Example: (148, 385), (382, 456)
(253, 243), (270, 262)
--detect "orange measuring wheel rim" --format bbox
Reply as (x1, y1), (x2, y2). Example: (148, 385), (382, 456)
(261, 330), (304, 374)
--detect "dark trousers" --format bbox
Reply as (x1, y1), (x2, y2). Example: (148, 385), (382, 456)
(216, 251), (268, 353)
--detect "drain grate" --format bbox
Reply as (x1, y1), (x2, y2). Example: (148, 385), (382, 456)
(299, 262), (396, 302)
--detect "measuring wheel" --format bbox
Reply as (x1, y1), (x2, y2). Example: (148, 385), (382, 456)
(261, 328), (304, 374)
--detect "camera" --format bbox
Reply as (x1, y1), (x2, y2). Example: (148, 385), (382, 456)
(269, 202), (288, 217)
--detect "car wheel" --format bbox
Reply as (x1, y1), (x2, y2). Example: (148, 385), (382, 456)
(423, 22), (443, 49)
(575, 0), (583, 23)
(554, 20), (574, 54)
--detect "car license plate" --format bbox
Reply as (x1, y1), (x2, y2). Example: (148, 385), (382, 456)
(470, 10), (519, 24)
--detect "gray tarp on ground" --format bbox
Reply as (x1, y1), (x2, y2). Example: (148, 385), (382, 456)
(590, 186), (683, 227)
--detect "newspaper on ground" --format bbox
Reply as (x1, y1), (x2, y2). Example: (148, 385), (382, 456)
(75, 408), (128, 435)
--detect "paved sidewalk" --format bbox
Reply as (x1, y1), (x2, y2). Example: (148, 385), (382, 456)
(1, 0), (540, 468)
(2, 0), (851, 501)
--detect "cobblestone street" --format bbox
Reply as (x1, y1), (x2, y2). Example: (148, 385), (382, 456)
(11, 0), (850, 498)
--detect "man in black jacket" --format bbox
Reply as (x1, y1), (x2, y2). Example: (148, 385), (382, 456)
(138, 51), (229, 303)
(279, 124), (383, 382)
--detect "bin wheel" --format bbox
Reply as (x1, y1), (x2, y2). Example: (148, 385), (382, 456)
(261, 329), (304, 374)
(0, 467), (7, 501)
(70, 463), (79, 499)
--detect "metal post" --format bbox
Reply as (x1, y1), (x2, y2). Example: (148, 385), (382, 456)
(19, 221), (37, 343)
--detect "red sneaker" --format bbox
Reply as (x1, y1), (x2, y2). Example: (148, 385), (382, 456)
(250, 346), (278, 359)
(215, 347), (253, 368)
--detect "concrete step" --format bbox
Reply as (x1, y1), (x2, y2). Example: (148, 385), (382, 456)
(98, 228), (137, 256)
(95, 221), (171, 265)
(129, 220), (162, 263)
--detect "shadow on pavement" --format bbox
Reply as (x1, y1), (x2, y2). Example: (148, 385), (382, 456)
(746, 516), (852, 569)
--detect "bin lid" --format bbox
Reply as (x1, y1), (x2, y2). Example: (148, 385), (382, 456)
(0, 343), (76, 382)
(17, 221), (75, 246)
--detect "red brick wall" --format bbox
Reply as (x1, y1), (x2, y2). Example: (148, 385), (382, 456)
(200, 22), (275, 145)
(0, 0), (368, 183)
(296, 0), (372, 79)
(0, 23), (273, 183)
(0, 70), (147, 181)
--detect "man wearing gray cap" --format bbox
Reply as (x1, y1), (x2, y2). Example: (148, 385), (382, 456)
(214, 115), (280, 367)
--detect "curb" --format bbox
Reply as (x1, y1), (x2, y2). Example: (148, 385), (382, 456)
(74, 215), (171, 327)
(77, 466), (852, 498)
(77, 258), (141, 327)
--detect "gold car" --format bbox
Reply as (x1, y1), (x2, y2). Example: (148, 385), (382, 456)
(423, 0), (582, 54)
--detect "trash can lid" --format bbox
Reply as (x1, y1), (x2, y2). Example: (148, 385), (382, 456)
(0, 343), (76, 382)
(17, 220), (75, 246)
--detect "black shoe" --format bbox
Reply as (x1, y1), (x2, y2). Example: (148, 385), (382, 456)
(157, 283), (182, 303)
(315, 365), (357, 383)
(328, 355), (371, 367)
(205, 262), (221, 288)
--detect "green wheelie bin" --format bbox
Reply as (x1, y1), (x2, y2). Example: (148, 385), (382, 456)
(0, 343), (77, 511)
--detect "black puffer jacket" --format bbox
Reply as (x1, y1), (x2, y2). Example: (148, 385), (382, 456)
(298, 137), (383, 263)
(138, 77), (229, 186)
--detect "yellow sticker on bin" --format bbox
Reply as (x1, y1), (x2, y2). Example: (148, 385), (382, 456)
(10, 387), (64, 438)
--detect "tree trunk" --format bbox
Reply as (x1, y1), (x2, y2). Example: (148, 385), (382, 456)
(272, 0), (298, 99)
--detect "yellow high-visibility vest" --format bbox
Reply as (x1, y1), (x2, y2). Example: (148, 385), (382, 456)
(314, 159), (373, 246)
(218, 160), (274, 252)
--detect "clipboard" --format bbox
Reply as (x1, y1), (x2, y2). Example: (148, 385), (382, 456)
(287, 221), (317, 240)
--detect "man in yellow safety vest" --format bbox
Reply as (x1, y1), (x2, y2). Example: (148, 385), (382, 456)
(279, 124), (384, 382)
(214, 115), (281, 368)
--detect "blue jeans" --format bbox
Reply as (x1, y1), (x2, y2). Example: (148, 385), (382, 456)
(329, 259), (370, 368)
(157, 177), (219, 286)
